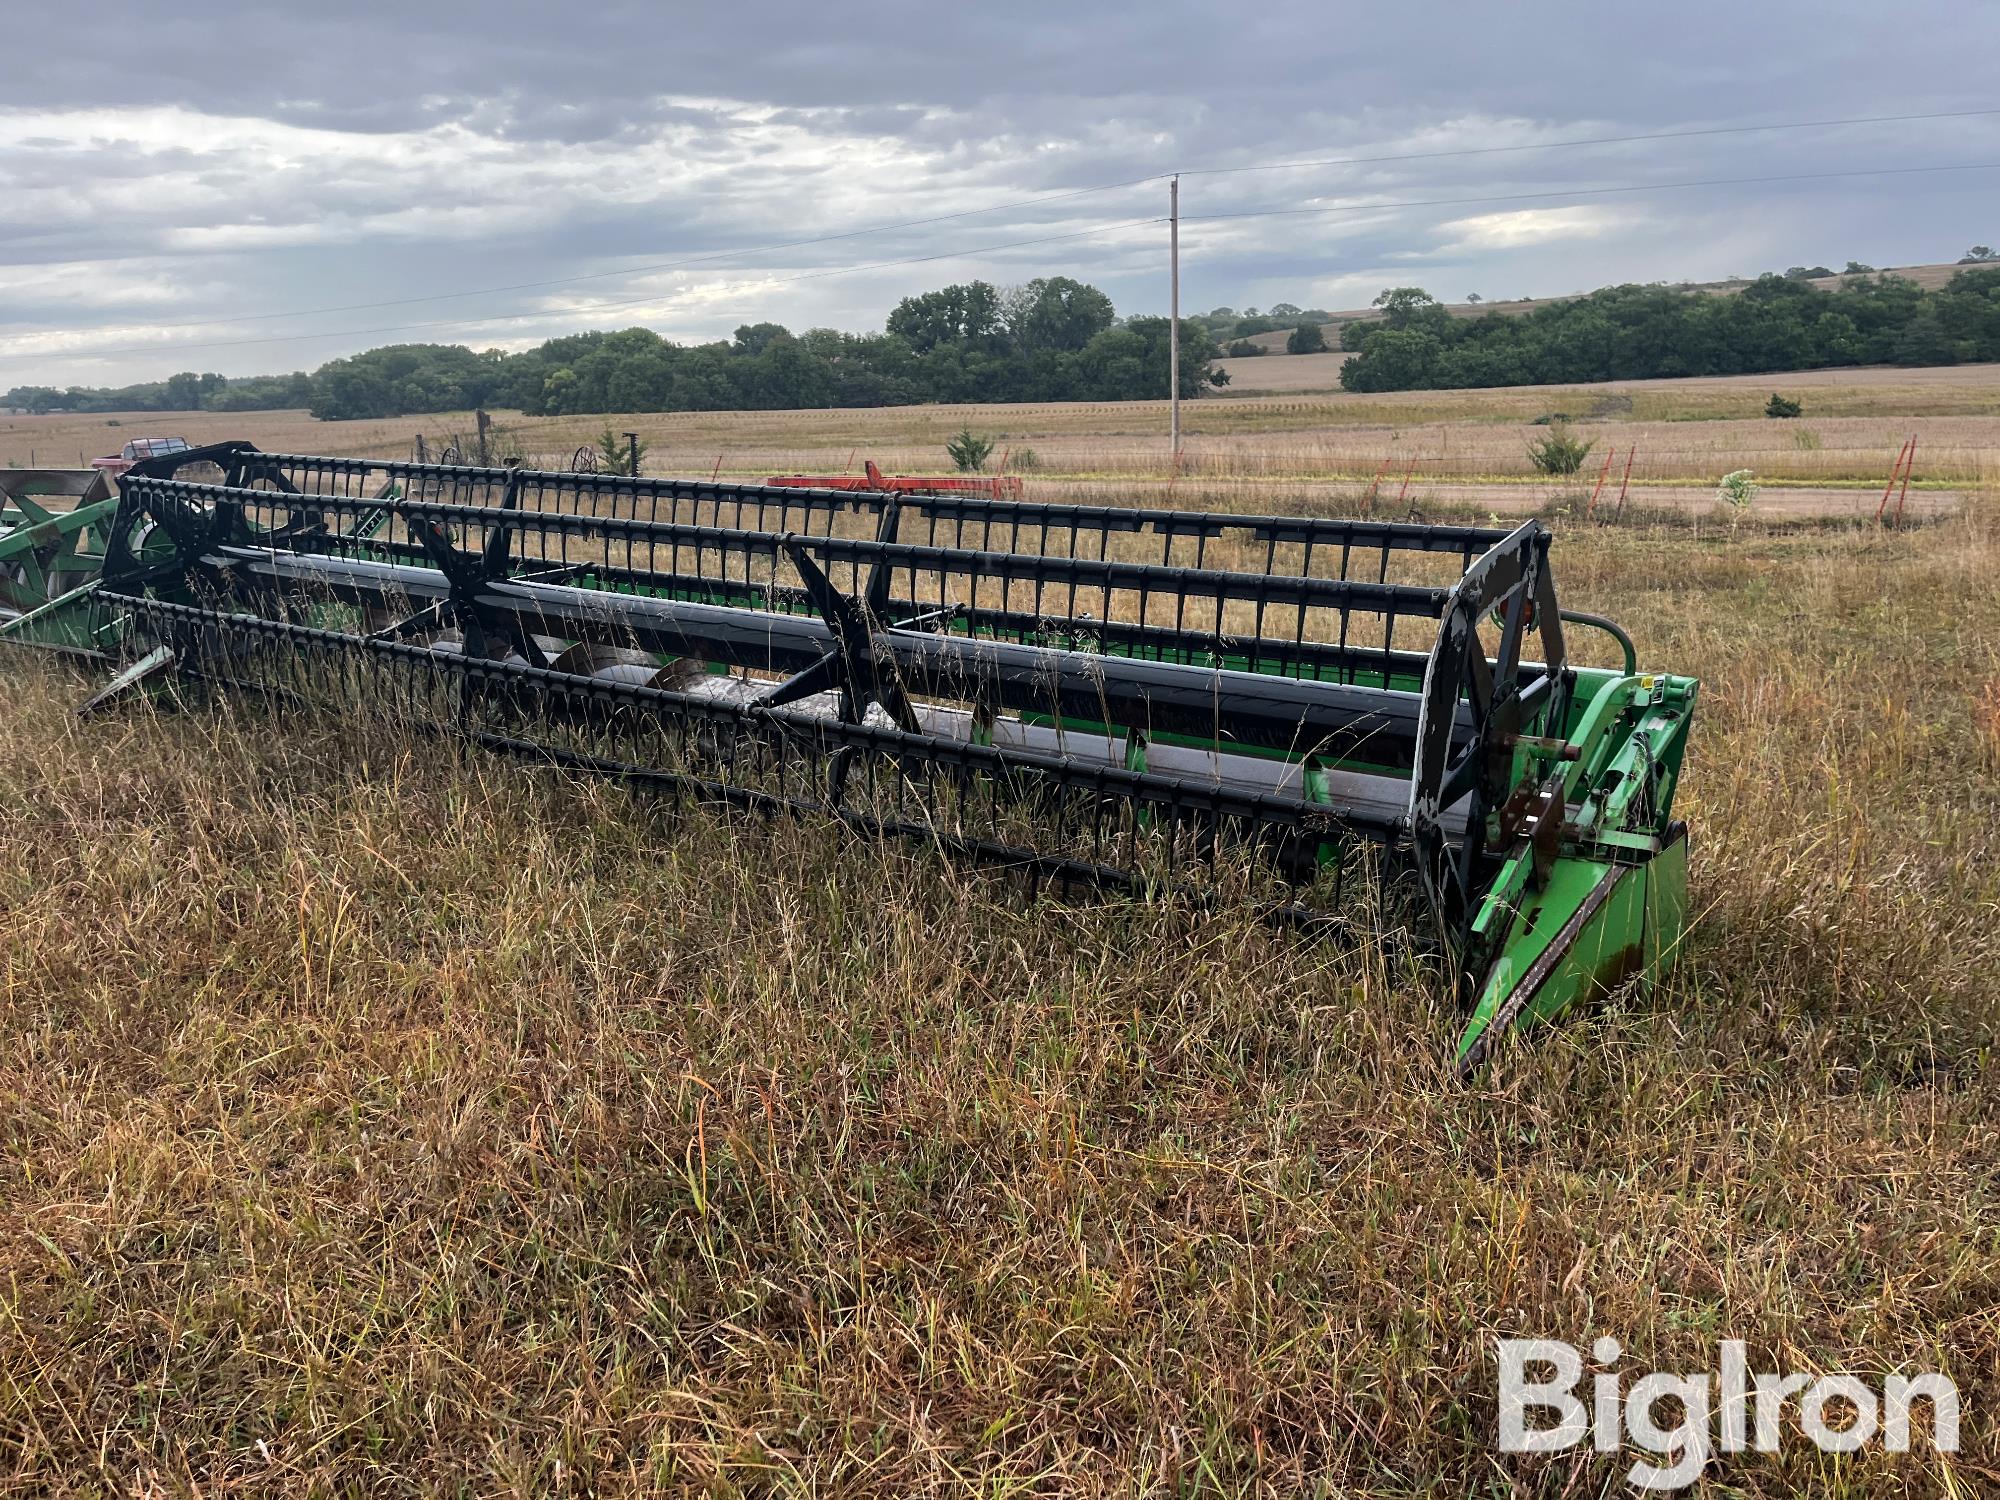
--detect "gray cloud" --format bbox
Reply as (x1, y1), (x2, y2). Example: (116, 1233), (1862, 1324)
(2, 1), (1998, 383)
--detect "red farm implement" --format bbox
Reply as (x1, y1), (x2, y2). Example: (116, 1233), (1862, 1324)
(767, 459), (1023, 500)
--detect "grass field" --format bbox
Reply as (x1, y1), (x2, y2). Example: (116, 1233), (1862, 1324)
(2, 376), (1997, 1494)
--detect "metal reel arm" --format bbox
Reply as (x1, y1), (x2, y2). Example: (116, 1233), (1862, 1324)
(1407, 523), (1571, 966)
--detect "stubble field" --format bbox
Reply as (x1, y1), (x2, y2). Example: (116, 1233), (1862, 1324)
(1, 367), (1996, 1495)
(5, 359), (1997, 517)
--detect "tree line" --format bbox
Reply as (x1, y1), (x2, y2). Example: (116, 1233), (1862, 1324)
(5, 277), (1222, 421)
(19, 263), (2000, 418)
(1337, 268), (2000, 392)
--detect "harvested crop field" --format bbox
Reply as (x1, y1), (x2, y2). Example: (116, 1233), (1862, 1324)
(1, 377), (1997, 1494)
(8, 361), (1989, 522)
(1211, 349), (1354, 390)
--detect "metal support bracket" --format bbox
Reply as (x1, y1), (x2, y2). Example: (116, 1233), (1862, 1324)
(398, 477), (549, 667)
(758, 534), (922, 732)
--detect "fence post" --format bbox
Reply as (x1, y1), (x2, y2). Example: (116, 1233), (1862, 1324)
(1876, 435), (1913, 523)
(1894, 435), (1917, 527)
(1394, 455), (1417, 506)
(1586, 446), (1615, 520)
(1362, 456), (1389, 510)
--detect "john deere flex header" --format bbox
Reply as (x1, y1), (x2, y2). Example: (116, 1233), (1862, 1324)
(2, 441), (1697, 1073)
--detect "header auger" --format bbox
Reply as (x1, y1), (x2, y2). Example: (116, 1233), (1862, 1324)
(2, 439), (1697, 1074)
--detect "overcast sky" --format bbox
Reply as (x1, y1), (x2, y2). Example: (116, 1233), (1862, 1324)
(3, 1), (1997, 387)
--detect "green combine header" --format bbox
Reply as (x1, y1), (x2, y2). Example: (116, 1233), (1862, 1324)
(0, 468), (119, 641)
(2, 441), (1697, 1074)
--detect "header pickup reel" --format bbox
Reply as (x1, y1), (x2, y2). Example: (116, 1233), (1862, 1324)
(14, 440), (1698, 1074)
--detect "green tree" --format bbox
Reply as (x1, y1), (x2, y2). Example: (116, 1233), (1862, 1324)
(595, 426), (647, 473)
(1072, 327), (1146, 400)
(1371, 287), (1451, 334)
(671, 349), (740, 412)
(1933, 268), (2000, 359)
(1003, 276), (1115, 354)
(55, 262), (1994, 416)
(306, 344), (503, 418)
(2, 386), (63, 414)
(1891, 307), (1954, 365)
(886, 282), (1005, 353)
(309, 360), (395, 420)
(945, 428), (994, 471)
(1339, 329), (1443, 391)
(1810, 311), (1864, 365)
(162, 371), (204, 410)
(1285, 322), (1327, 354)
(743, 334), (836, 409)
(1526, 424), (1594, 476)
(731, 322), (791, 357)
(1335, 263), (1983, 393)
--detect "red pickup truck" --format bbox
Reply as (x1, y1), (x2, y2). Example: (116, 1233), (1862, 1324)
(91, 435), (193, 477)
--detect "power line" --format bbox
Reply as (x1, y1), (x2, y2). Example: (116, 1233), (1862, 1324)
(1181, 160), (2000, 224)
(94, 104), (2000, 335)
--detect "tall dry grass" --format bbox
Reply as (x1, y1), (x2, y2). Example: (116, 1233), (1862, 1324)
(0, 496), (1996, 1494)
(5, 362), (1997, 507)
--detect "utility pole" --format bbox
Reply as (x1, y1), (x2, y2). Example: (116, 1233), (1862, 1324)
(1168, 173), (1181, 468)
